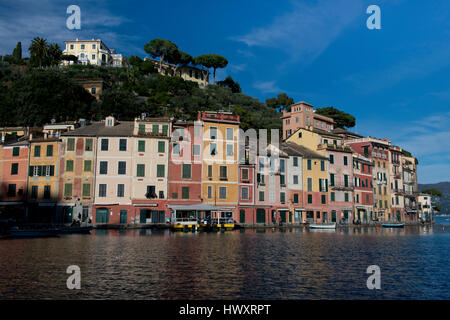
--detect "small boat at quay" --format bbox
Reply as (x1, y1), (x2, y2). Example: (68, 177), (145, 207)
(382, 223), (405, 228)
(60, 226), (93, 234)
(8, 227), (61, 238)
(309, 223), (336, 229)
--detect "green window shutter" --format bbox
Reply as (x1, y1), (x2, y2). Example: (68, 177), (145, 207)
(321, 160), (325, 171)
(85, 138), (93, 151)
(29, 166), (33, 176)
(11, 163), (18, 175)
(157, 164), (165, 178)
(13, 147), (20, 156)
(34, 146), (41, 157)
(38, 166), (43, 176)
(50, 165), (55, 176)
(152, 124), (159, 133)
(182, 164), (191, 179)
(139, 124), (145, 133)
(158, 141), (165, 153)
(64, 184), (73, 197)
(307, 159), (311, 170)
(331, 192), (335, 202)
(138, 140), (145, 152)
(344, 175), (348, 187)
(181, 186), (189, 199)
(294, 194), (299, 204)
(137, 164), (145, 177)
(84, 160), (91, 172)
(82, 184), (90, 197)
(67, 138), (75, 151)
(330, 174), (335, 186)
(66, 160), (74, 172)
(162, 125), (168, 134)
(46, 145), (53, 156)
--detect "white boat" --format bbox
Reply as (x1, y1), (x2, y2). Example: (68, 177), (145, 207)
(309, 223), (337, 229)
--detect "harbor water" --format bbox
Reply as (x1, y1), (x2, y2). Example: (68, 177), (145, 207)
(1, 217), (450, 299)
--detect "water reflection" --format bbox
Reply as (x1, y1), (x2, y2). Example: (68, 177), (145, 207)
(0, 219), (449, 299)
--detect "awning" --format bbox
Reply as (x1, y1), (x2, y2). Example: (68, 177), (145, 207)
(167, 203), (225, 211)
(0, 202), (24, 206)
(133, 203), (158, 207)
(277, 208), (290, 211)
(57, 203), (76, 206)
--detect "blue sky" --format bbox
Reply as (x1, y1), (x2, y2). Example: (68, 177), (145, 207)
(1, 0), (450, 183)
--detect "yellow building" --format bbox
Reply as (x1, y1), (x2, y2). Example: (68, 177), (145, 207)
(199, 111), (239, 220)
(27, 137), (60, 222)
(62, 38), (125, 67)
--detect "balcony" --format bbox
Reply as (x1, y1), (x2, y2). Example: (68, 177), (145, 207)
(330, 182), (354, 191)
(317, 143), (352, 152)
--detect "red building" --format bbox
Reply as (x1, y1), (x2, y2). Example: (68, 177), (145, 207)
(0, 140), (29, 218)
(352, 154), (374, 223)
(167, 121), (205, 220)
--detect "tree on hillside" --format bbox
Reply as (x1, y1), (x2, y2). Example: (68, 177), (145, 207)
(266, 93), (294, 111)
(144, 39), (178, 73)
(315, 106), (356, 128)
(12, 42), (22, 63)
(193, 54), (228, 85)
(217, 76), (241, 93)
(422, 188), (443, 197)
(47, 43), (63, 66)
(29, 37), (48, 68)
(168, 50), (193, 77)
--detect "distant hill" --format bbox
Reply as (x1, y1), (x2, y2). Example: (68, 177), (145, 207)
(418, 182), (450, 214)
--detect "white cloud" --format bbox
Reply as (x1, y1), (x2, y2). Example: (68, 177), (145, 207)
(253, 81), (281, 94)
(232, 0), (364, 65)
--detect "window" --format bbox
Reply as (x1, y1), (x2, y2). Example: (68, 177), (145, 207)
(11, 163), (18, 175)
(331, 192), (335, 202)
(138, 140), (145, 152)
(46, 145), (53, 156)
(66, 160), (74, 172)
(320, 160), (325, 171)
(220, 166), (228, 179)
(12, 147), (20, 157)
(280, 159), (285, 173)
(146, 186), (156, 198)
(321, 195), (326, 204)
(92, 44), (96, 49)
(293, 175), (299, 185)
(118, 161), (126, 175)
(137, 164), (145, 177)
(308, 194), (313, 204)
(329, 154), (334, 164)
(280, 192), (286, 203)
(34, 145), (41, 157)
(162, 125), (168, 134)
(99, 161), (107, 174)
(242, 187), (249, 200)
(210, 127), (217, 139)
(101, 139), (109, 151)
(7, 184), (16, 197)
(152, 124), (159, 133)
(172, 192), (178, 199)
(207, 186), (212, 199)
(345, 193), (349, 202)
(210, 143), (217, 156)
(259, 191), (265, 202)
(226, 128), (233, 141)
(344, 175), (349, 187)
(81, 44), (85, 49)
(138, 124), (145, 133)
(344, 156), (348, 166)
(70, 44), (74, 50)
(307, 178), (312, 192)
(363, 146), (369, 157)
(173, 143), (180, 155)
(330, 173), (335, 186)
(193, 144), (200, 156)
(84, 160), (91, 172)
(92, 55), (96, 60)
(307, 159), (312, 170)
(293, 157), (298, 167)
(85, 138), (93, 151)
(194, 125), (201, 137)
(226, 144), (234, 156)
(67, 138), (75, 151)
(182, 164), (191, 179)
(82, 184), (90, 197)
(158, 141), (165, 153)
(182, 186), (190, 199)
(99, 184), (107, 197)
(31, 186), (38, 199)
(280, 174), (286, 185)
(119, 139), (127, 151)
(43, 186), (51, 199)
(159, 191), (164, 199)
(64, 184), (73, 197)
(157, 164), (165, 178)
(294, 194), (299, 204)
(117, 184), (125, 197)
(219, 187), (227, 199)
(207, 165), (213, 178)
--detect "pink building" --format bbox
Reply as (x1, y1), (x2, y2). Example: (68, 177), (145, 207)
(281, 101), (334, 139)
